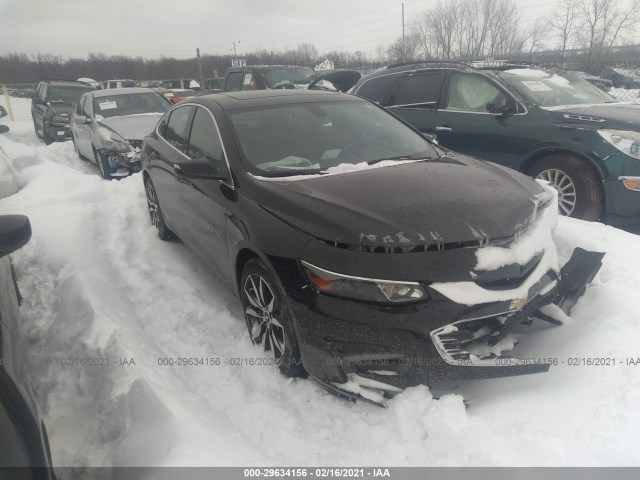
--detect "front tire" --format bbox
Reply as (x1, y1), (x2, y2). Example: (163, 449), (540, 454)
(529, 154), (603, 221)
(42, 125), (54, 145)
(144, 177), (175, 240)
(241, 258), (304, 377)
(94, 148), (112, 179)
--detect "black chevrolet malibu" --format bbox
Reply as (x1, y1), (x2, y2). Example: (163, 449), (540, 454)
(141, 90), (603, 405)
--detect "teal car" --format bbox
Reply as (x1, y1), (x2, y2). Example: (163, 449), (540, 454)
(352, 63), (640, 225)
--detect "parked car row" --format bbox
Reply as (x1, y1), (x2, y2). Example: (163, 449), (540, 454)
(10, 60), (627, 406)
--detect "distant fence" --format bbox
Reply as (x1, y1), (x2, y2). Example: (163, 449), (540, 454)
(1, 84), (33, 121)
(609, 87), (640, 103)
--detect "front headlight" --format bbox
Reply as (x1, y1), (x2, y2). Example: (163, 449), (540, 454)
(597, 129), (640, 160)
(52, 114), (69, 125)
(103, 138), (131, 153)
(99, 128), (131, 153)
(301, 260), (428, 303)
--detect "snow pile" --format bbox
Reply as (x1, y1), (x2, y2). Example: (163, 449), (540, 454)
(1, 120), (640, 467)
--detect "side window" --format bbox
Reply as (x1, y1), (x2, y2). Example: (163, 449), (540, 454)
(164, 106), (194, 151)
(186, 107), (226, 171)
(225, 72), (243, 91)
(157, 112), (170, 137)
(355, 74), (399, 104)
(41, 85), (48, 101)
(393, 72), (446, 107)
(445, 73), (507, 113)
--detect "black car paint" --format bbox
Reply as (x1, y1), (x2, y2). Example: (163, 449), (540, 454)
(142, 90), (599, 402)
(0, 215), (55, 475)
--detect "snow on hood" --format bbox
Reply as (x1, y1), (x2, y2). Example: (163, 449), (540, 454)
(252, 159), (422, 181)
(504, 68), (549, 77)
(97, 113), (163, 141)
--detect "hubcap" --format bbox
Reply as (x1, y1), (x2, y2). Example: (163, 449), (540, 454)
(145, 182), (160, 227)
(536, 169), (576, 216)
(243, 274), (286, 364)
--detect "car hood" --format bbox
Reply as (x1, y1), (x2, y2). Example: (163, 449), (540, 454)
(546, 103), (640, 129)
(250, 156), (549, 249)
(97, 113), (163, 141)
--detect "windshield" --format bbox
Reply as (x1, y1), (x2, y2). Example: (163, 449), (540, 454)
(93, 92), (170, 118)
(262, 67), (315, 88)
(500, 69), (616, 107)
(48, 86), (92, 104)
(229, 101), (439, 176)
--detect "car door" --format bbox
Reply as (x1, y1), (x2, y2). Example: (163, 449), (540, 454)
(432, 72), (521, 167)
(385, 71), (446, 135)
(176, 105), (233, 284)
(73, 95), (93, 157)
(32, 84), (47, 133)
(146, 105), (195, 233)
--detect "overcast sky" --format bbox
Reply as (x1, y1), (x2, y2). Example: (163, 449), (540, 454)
(0, 0), (587, 59)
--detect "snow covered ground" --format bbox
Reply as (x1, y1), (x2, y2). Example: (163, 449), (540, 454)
(1, 120), (640, 468)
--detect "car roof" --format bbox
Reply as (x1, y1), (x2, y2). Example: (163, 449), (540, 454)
(41, 80), (92, 88)
(191, 89), (364, 110)
(90, 87), (159, 97)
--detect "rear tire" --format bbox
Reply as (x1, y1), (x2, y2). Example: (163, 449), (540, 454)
(241, 258), (304, 377)
(528, 154), (603, 221)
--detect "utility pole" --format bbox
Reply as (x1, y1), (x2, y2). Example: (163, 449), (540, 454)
(233, 41), (239, 60)
(402, 3), (405, 62)
(196, 48), (204, 90)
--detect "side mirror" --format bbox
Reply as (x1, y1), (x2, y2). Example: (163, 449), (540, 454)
(31, 96), (43, 105)
(422, 132), (439, 144)
(174, 160), (229, 180)
(0, 215), (32, 258)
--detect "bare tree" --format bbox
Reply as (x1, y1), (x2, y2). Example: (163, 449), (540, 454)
(408, 0), (527, 59)
(550, 0), (580, 66)
(525, 17), (549, 54)
(387, 35), (420, 64)
(577, 0), (640, 59)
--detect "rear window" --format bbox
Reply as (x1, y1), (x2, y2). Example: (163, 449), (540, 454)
(47, 86), (92, 105)
(355, 73), (399, 103)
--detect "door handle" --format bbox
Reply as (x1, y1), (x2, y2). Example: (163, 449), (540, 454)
(435, 126), (452, 132)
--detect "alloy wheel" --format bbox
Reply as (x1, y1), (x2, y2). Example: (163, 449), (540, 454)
(536, 168), (577, 216)
(243, 273), (286, 365)
(145, 181), (160, 227)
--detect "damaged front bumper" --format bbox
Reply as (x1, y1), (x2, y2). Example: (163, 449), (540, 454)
(102, 147), (142, 177)
(290, 247), (604, 407)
